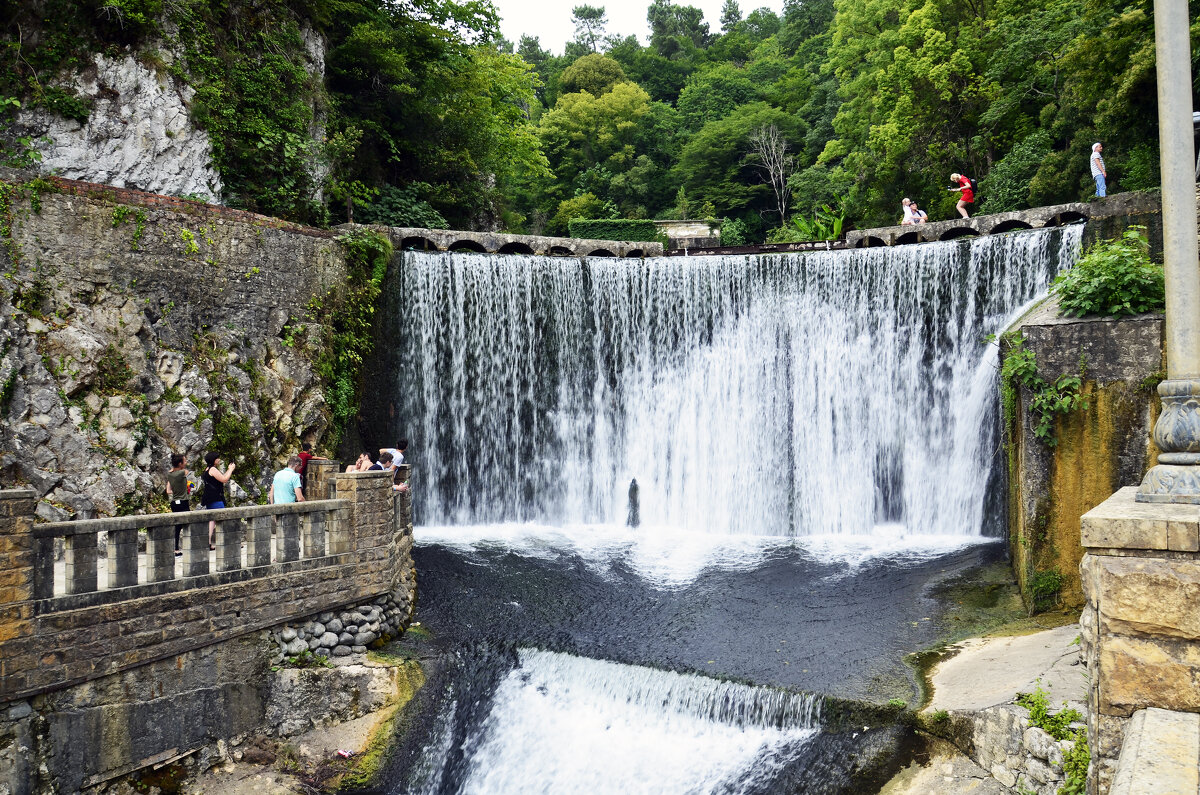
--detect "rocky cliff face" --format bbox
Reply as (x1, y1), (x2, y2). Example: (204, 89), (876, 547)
(17, 52), (224, 202)
(0, 172), (347, 519)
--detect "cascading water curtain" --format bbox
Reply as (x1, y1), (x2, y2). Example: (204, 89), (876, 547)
(396, 226), (1083, 536)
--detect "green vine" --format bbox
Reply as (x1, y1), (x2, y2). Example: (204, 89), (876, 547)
(1000, 333), (1089, 447)
(314, 228), (393, 448)
(111, 205), (148, 250)
(1014, 683), (1088, 795)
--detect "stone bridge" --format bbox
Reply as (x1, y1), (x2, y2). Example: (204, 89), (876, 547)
(379, 226), (663, 258)
(0, 464), (416, 792)
(845, 192), (1159, 248)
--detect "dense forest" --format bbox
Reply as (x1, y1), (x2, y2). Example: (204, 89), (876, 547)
(1, 0), (1197, 239)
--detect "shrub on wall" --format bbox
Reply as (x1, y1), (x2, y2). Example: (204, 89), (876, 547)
(1053, 226), (1164, 318)
(568, 218), (659, 242)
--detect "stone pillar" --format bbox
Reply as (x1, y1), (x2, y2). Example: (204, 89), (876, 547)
(1080, 487), (1200, 793)
(307, 459), (341, 500)
(1136, 0), (1200, 503)
(0, 489), (39, 699)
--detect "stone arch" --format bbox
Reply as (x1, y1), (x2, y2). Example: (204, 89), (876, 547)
(988, 219), (1034, 234)
(400, 236), (438, 251)
(586, 248), (616, 257)
(548, 245), (575, 256)
(625, 249), (645, 258)
(895, 231), (922, 246)
(938, 226), (981, 241)
(497, 242), (535, 255)
(856, 236), (886, 248)
(1044, 210), (1089, 227)
(447, 239), (488, 253)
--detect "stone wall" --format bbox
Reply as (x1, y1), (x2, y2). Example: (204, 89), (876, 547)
(971, 704), (1081, 794)
(1079, 488), (1200, 794)
(1003, 299), (1163, 608)
(0, 171), (348, 518)
(0, 470), (415, 792)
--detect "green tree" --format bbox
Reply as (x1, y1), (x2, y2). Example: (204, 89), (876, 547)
(572, 5), (608, 52)
(720, 0), (742, 32)
(648, 0), (712, 58)
(676, 64), (761, 130)
(560, 53), (628, 96)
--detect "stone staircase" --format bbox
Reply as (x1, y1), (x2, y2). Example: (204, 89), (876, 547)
(1109, 708), (1200, 794)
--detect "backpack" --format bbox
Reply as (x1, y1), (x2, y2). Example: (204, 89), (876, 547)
(969, 177), (978, 193)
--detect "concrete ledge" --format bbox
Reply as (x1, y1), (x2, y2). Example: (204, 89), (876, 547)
(1081, 487), (1200, 551)
(1110, 708), (1200, 795)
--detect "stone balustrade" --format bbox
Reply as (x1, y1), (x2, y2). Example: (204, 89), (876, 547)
(32, 500), (350, 608)
(0, 470), (408, 706)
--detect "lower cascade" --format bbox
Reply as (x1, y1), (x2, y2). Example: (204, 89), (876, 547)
(398, 650), (822, 795)
(391, 226), (1083, 537)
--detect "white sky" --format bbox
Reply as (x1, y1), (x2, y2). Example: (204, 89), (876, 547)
(492, 0), (787, 54)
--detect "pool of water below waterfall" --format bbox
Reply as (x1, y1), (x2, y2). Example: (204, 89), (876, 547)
(377, 529), (1011, 794)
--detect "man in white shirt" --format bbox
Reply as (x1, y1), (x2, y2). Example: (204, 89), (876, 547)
(1090, 143), (1106, 197)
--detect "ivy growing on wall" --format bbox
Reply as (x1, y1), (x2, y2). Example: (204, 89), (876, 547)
(315, 228), (392, 447)
(999, 333), (1089, 448)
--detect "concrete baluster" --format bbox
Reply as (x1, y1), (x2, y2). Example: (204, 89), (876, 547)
(146, 525), (175, 582)
(246, 514), (272, 567)
(183, 521), (209, 577)
(218, 518), (242, 572)
(329, 504), (351, 554)
(32, 534), (54, 599)
(304, 512), (326, 558)
(279, 513), (300, 562)
(106, 528), (138, 588)
(64, 533), (98, 594)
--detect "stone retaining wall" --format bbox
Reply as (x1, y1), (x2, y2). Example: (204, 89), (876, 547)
(0, 170), (347, 519)
(971, 704), (1079, 794)
(1003, 300), (1163, 608)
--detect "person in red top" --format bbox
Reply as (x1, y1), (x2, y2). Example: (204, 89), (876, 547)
(297, 442), (326, 491)
(950, 172), (974, 218)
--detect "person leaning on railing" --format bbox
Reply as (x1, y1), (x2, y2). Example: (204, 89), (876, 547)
(164, 453), (190, 557)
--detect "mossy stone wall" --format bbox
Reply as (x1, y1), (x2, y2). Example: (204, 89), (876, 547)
(1004, 299), (1163, 608)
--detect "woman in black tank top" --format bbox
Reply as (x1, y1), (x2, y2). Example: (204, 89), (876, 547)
(201, 451), (236, 549)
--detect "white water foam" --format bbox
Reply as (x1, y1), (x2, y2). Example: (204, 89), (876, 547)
(416, 522), (996, 589)
(422, 649), (820, 795)
(397, 226), (1083, 538)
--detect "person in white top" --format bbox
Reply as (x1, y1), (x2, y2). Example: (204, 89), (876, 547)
(900, 197), (915, 225)
(1090, 143), (1106, 197)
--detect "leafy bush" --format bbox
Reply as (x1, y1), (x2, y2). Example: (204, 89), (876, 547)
(1016, 684), (1081, 740)
(1119, 144), (1160, 192)
(768, 204), (845, 242)
(1053, 227), (1164, 318)
(981, 131), (1051, 214)
(720, 217), (750, 246)
(568, 218), (660, 242)
(356, 184), (449, 230)
(1027, 569), (1064, 613)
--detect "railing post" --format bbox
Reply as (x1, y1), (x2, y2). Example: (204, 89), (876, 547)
(146, 525), (175, 582)
(303, 512), (326, 558)
(247, 514), (272, 567)
(32, 535), (54, 599)
(217, 518), (242, 572)
(106, 528), (138, 589)
(183, 520), (209, 577)
(278, 513), (300, 562)
(64, 533), (98, 594)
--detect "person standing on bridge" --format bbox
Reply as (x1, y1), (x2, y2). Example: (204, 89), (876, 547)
(949, 173), (974, 218)
(1090, 142), (1107, 197)
(201, 452), (235, 550)
(269, 456), (305, 504)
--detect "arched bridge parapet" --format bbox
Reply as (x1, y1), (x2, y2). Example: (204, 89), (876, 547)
(364, 226), (664, 258)
(843, 194), (1156, 248)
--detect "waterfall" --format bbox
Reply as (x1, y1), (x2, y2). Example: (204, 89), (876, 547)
(399, 649), (821, 795)
(394, 226), (1083, 536)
